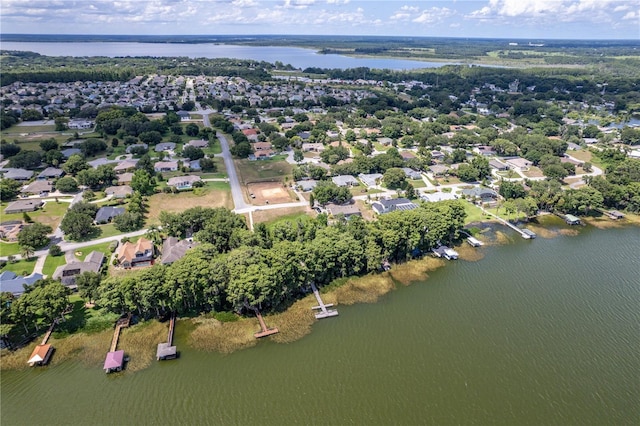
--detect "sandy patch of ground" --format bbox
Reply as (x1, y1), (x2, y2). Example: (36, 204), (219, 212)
(246, 182), (293, 205)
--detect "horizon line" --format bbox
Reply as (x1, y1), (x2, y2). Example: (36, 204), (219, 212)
(1, 33), (639, 42)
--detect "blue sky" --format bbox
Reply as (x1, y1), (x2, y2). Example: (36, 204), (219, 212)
(1, 0), (639, 39)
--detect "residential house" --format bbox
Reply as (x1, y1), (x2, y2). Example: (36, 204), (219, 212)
(302, 143), (324, 152)
(242, 128), (260, 142)
(461, 187), (499, 204)
(176, 111), (191, 121)
(332, 175), (359, 187)
(20, 180), (53, 196)
(474, 146), (497, 156)
(254, 149), (275, 160)
(116, 237), (154, 268)
(1, 168), (34, 181)
(489, 159), (508, 171)
(505, 157), (532, 171)
(421, 192), (458, 202)
(429, 164), (450, 176)
(0, 271), (44, 296)
(296, 180), (318, 192)
(253, 142), (272, 151)
(358, 173), (383, 188)
(186, 139), (209, 148)
(117, 172), (134, 185)
(402, 168), (422, 180)
(167, 175), (202, 190)
(161, 237), (197, 264)
(105, 185), (133, 199)
(95, 206), (125, 224)
(188, 159), (201, 171)
(61, 148), (81, 159)
(155, 142), (176, 152)
(431, 150), (445, 161)
(377, 137), (393, 146)
(400, 151), (416, 161)
(0, 220), (23, 241)
(68, 119), (94, 129)
(4, 199), (44, 214)
(154, 161), (179, 172)
(37, 167), (64, 180)
(371, 198), (418, 214)
(113, 160), (138, 174)
(52, 251), (105, 287)
(325, 202), (362, 218)
(125, 143), (148, 154)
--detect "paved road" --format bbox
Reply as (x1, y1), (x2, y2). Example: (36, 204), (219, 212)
(213, 131), (250, 211)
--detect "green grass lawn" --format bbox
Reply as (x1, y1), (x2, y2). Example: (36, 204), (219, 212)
(41, 254), (67, 277)
(72, 241), (115, 258)
(463, 202), (492, 225)
(235, 158), (293, 183)
(409, 179), (426, 188)
(0, 242), (22, 257)
(3, 124), (57, 133)
(265, 211), (312, 226)
(203, 143), (222, 155)
(96, 223), (122, 239)
(1, 199), (70, 229)
(0, 257), (37, 276)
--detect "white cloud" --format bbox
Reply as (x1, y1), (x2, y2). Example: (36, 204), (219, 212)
(622, 10), (639, 19)
(466, 0), (638, 24)
(412, 7), (454, 24)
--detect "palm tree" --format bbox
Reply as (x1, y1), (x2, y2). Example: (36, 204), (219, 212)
(146, 226), (163, 246)
(20, 246), (34, 261)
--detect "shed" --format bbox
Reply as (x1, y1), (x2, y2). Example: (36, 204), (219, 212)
(564, 214), (581, 225)
(104, 350), (125, 373)
(27, 344), (53, 366)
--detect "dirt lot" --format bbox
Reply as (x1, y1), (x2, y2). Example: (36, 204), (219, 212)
(247, 182), (293, 206)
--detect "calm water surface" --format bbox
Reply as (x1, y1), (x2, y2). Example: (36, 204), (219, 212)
(1, 226), (639, 425)
(0, 42), (449, 70)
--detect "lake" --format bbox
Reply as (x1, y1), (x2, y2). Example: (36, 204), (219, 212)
(0, 42), (452, 70)
(1, 224), (638, 425)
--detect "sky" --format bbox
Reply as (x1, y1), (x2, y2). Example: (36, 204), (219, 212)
(1, 0), (639, 40)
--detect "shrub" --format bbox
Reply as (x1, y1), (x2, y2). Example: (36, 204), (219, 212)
(49, 244), (63, 256)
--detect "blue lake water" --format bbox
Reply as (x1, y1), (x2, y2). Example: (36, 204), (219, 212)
(0, 41), (453, 70)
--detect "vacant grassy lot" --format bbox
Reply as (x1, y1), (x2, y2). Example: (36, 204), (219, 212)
(4, 123), (57, 133)
(522, 167), (545, 178)
(253, 207), (312, 224)
(145, 183), (232, 225)
(569, 149), (593, 163)
(1, 199), (70, 229)
(408, 179), (426, 188)
(235, 158), (292, 184)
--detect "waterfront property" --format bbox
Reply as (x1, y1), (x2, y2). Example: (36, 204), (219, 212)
(0, 271), (44, 296)
(564, 214), (581, 225)
(116, 238), (154, 268)
(156, 313), (177, 361)
(27, 344), (53, 367)
(52, 251), (105, 288)
(104, 314), (131, 373)
(310, 282), (338, 319)
(432, 245), (459, 260)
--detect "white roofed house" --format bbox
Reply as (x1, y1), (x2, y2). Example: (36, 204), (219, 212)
(154, 161), (179, 172)
(167, 175), (202, 190)
(371, 198), (418, 215)
(332, 175), (359, 187)
(505, 157), (532, 172)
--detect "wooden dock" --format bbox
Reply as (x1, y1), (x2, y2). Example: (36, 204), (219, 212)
(480, 206), (535, 239)
(250, 307), (278, 338)
(109, 314), (131, 352)
(157, 312), (177, 360)
(310, 282), (338, 319)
